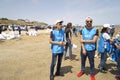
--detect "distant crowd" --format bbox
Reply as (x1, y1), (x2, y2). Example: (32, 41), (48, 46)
(0, 25), (43, 39)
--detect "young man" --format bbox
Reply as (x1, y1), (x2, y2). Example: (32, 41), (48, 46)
(77, 17), (99, 80)
(49, 20), (66, 80)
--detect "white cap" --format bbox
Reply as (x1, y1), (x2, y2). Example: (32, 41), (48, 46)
(55, 19), (63, 24)
(103, 24), (112, 29)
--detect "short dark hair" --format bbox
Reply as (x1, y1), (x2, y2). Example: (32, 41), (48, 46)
(101, 27), (108, 33)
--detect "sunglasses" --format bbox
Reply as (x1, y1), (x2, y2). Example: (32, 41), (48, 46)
(86, 20), (92, 23)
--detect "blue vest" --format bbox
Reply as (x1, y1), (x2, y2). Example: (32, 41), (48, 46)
(98, 33), (110, 53)
(51, 29), (64, 54)
(114, 39), (120, 57)
(82, 27), (97, 51)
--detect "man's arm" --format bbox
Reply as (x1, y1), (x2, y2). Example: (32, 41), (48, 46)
(84, 36), (98, 43)
(115, 43), (120, 50)
(81, 29), (99, 43)
(49, 38), (63, 45)
(80, 30), (86, 55)
(49, 31), (66, 46)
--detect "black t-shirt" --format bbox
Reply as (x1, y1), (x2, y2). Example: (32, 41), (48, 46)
(65, 28), (72, 38)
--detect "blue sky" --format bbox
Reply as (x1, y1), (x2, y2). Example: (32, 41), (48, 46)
(0, 0), (120, 25)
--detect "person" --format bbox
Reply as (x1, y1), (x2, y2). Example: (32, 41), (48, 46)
(114, 35), (120, 80)
(0, 24), (2, 34)
(25, 26), (28, 32)
(73, 27), (78, 37)
(35, 26), (38, 31)
(77, 17), (98, 80)
(18, 26), (21, 35)
(78, 26), (82, 33)
(64, 22), (73, 60)
(11, 24), (15, 31)
(110, 24), (115, 37)
(49, 20), (66, 80)
(98, 24), (112, 72)
(52, 25), (56, 30)
(107, 24), (115, 61)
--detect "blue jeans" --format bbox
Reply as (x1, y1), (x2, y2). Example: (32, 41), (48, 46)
(117, 54), (120, 73)
(64, 38), (72, 59)
(50, 53), (63, 76)
(99, 50), (107, 69)
(80, 50), (95, 75)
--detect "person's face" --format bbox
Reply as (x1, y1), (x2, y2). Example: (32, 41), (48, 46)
(56, 22), (62, 29)
(107, 28), (111, 33)
(85, 18), (93, 28)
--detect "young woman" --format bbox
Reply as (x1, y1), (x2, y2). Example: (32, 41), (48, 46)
(98, 24), (111, 72)
(64, 22), (73, 60)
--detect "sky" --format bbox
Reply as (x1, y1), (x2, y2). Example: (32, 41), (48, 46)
(0, 0), (120, 25)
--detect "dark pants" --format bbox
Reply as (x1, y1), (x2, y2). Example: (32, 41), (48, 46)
(0, 26), (2, 34)
(18, 31), (21, 35)
(117, 54), (120, 74)
(80, 50), (95, 75)
(50, 53), (63, 76)
(99, 50), (107, 69)
(64, 38), (72, 59)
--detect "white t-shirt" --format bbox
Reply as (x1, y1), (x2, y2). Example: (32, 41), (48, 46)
(102, 33), (110, 48)
(102, 33), (110, 40)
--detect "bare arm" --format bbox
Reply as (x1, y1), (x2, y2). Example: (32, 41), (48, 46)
(80, 29), (99, 43)
(115, 43), (120, 50)
(68, 32), (72, 44)
(84, 36), (98, 43)
(49, 38), (62, 45)
(80, 34), (86, 55)
(49, 32), (66, 46)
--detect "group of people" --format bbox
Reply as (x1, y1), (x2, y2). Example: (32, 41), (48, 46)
(49, 17), (120, 80)
(10, 25), (29, 35)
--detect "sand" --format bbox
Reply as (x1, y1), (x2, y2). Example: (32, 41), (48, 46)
(0, 29), (119, 80)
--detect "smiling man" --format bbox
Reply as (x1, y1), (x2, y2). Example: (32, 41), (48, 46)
(77, 17), (99, 80)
